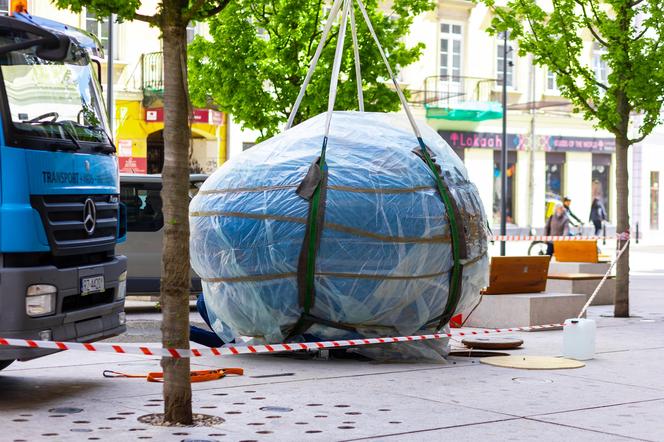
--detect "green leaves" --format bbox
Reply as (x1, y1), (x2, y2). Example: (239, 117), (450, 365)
(481, 0), (664, 143)
(53, 0), (142, 22)
(187, 0), (434, 139)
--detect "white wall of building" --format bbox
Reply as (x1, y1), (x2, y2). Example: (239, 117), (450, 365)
(565, 152), (592, 223)
(465, 148), (493, 219)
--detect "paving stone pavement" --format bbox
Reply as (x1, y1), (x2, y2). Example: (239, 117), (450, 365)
(1, 247), (663, 441)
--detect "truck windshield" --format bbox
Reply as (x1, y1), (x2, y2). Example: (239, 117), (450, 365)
(0, 35), (111, 146)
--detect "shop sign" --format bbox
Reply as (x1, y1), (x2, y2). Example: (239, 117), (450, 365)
(192, 109), (224, 125)
(439, 130), (615, 152)
(146, 107), (224, 126)
(119, 156), (147, 174)
(438, 130), (524, 150)
(117, 139), (133, 157)
(145, 108), (163, 122)
(541, 135), (615, 152)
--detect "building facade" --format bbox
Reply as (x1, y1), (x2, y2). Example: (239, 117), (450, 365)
(633, 124), (664, 242)
(399, 1), (617, 232)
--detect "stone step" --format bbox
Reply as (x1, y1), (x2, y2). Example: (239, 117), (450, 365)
(546, 277), (615, 306)
(549, 261), (611, 275)
(465, 292), (587, 329)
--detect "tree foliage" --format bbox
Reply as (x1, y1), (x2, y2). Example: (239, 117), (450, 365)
(188, 0), (434, 138)
(53, 0), (230, 26)
(483, 0), (664, 143)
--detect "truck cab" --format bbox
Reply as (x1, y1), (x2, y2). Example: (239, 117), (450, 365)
(0, 14), (127, 369)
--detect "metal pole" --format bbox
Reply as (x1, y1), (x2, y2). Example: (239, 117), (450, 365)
(500, 31), (508, 256)
(106, 14), (115, 138)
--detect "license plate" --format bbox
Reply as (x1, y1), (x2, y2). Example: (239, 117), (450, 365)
(81, 275), (104, 295)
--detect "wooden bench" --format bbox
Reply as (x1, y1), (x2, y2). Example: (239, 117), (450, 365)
(553, 240), (599, 263)
(546, 273), (615, 306)
(466, 256), (586, 328)
(483, 255), (551, 295)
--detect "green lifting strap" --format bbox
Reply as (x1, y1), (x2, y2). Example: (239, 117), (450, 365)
(415, 137), (466, 331)
(288, 143), (329, 340)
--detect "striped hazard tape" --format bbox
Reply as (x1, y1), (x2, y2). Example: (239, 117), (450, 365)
(0, 323), (564, 359)
(490, 232), (629, 242)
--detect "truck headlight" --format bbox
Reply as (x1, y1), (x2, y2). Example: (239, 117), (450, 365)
(115, 271), (127, 301)
(26, 285), (57, 317)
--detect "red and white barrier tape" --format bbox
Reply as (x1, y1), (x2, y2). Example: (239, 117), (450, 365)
(491, 232), (630, 242)
(0, 323), (564, 359)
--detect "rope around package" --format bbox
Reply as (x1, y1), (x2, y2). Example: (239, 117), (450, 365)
(0, 239), (630, 359)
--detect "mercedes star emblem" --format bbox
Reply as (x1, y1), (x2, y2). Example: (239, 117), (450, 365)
(83, 198), (97, 235)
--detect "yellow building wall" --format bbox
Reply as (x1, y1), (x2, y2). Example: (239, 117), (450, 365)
(115, 99), (227, 173)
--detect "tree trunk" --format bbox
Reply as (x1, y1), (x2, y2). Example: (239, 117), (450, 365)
(614, 135), (630, 318)
(160, 1), (193, 425)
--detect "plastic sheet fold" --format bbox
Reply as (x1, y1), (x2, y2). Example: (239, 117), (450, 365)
(190, 111), (489, 355)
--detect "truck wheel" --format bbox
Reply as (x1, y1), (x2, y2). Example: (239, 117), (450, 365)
(0, 360), (13, 371)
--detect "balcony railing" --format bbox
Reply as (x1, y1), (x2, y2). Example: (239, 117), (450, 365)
(421, 75), (503, 121)
(143, 51), (164, 93)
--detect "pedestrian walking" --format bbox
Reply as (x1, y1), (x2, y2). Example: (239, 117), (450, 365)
(545, 203), (570, 255)
(589, 197), (607, 235)
(563, 197), (583, 228)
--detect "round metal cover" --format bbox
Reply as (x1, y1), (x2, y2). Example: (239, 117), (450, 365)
(462, 336), (524, 350)
(480, 355), (585, 370)
(448, 350), (510, 358)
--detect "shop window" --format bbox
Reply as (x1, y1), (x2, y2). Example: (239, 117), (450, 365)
(493, 150), (517, 225)
(592, 153), (611, 221)
(497, 31), (515, 88)
(120, 185), (164, 232)
(440, 22), (463, 82)
(651, 171), (659, 230)
(0, 0), (9, 16)
(545, 152), (565, 199)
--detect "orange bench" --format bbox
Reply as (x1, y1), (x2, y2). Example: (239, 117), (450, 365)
(553, 240), (598, 263)
(483, 255), (551, 295)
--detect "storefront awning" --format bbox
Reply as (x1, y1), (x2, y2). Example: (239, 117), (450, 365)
(425, 101), (503, 121)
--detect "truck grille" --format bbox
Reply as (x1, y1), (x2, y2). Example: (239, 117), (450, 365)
(31, 195), (118, 256)
(62, 289), (115, 313)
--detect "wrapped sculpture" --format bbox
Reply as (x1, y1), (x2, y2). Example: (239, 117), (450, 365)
(190, 111), (489, 347)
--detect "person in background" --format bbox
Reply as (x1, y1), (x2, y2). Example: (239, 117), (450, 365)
(590, 197), (607, 235)
(545, 203), (570, 255)
(190, 295), (228, 347)
(563, 197), (583, 229)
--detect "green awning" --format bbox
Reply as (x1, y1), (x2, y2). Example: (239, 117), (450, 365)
(425, 101), (503, 121)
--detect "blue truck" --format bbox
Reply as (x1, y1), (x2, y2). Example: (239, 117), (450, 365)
(0, 14), (127, 370)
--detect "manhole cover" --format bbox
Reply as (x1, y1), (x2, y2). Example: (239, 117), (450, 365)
(48, 407), (83, 414)
(259, 406), (292, 413)
(481, 356), (585, 370)
(512, 377), (554, 384)
(182, 440), (220, 442)
(449, 350), (510, 358)
(461, 337), (524, 350)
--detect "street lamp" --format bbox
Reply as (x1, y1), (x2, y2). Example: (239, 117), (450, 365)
(500, 30), (511, 256)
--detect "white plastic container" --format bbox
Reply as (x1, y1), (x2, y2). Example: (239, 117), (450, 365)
(563, 318), (596, 360)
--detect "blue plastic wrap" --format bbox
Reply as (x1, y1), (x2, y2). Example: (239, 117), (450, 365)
(190, 111), (489, 346)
